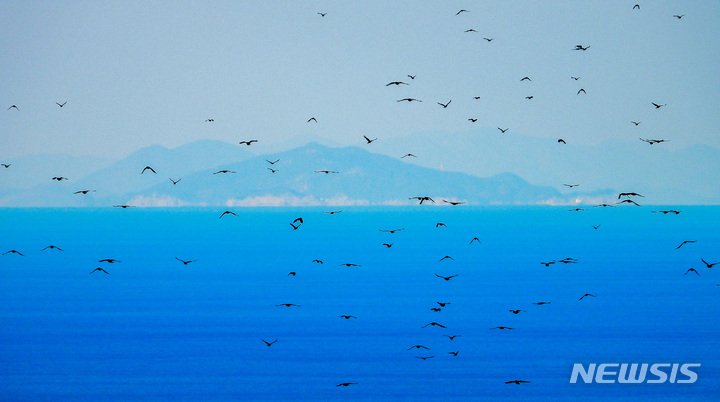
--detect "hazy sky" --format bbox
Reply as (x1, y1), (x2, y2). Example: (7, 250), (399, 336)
(1, 1), (719, 159)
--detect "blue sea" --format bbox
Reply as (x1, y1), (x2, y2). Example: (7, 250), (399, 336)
(0, 206), (718, 401)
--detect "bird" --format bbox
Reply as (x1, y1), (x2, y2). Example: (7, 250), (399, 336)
(214, 170), (236, 174)
(483, 38), (493, 42)
(526, 96), (534, 100)
(113, 205), (135, 208)
(262, 339), (278, 347)
(540, 261), (555, 267)
(238, 140), (258, 146)
(673, 14), (684, 19)
(266, 159), (280, 165)
(617, 199), (641, 206)
(464, 29), (477, 33)
(448, 351), (459, 356)
(701, 259), (719, 268)
(652, 210), (681, 215)
(339, 315), (357, 319)
(315, 170), (338, 174)
(98, 259), (120, 263)
(618, 192), (644, 199)
(397, 98), (422, 102)
(468, 118), (478, 122)
(56, 101), (67, 107)
(435, 274), (458, 281)
(437, 100), (451, 108)
(407, 345), (430, 350)
(631, 121), (641, 126)
(275, 303), (301, 307)
(443, 335), (461, 340)
(1, 164), (10, 168)
(415, 356), (435, 360)
(288, 272), (296, 276)
(439, 255), (454, 261)
(456, 9), (468, 15)
(323, 210), (342, 214)
(443, 200), (465, 205)
(558, 139), (566, 144)
(684, 268), (700, 276)
(336, 383), (357, 387)
(89, 268), (109, 274)
(594, 204), (615, 208)
(204, 119), (214, 122)
(175, 257), (196, 265)
(386, 81), (408, 86)
(7, 105), (19, 110)
(437, 302), (450, 307)
(219, 210), (238, 219)
(52, 177), (68, 181)
(74, 190), (95, 194)
(564, 184), (580, 188)
(573, 45), (590, 51)
(633, 4), (640, 10)
(509, 310), (526, 314)
(409, 196), (434, 204)
(382, 243), (393, 248)
(533, 302), (551, 305)
(577, 88), (586, 95)
(578, 293), (596, 301)
(571, 76), (580, 80)
(473, 96), (481, 100)
(506, 380), (530, 384)
(498, 127), (509, 133)
(312, 259), (324, 264)
(401, 154), (417, 158)
(490, 326), (515, 330)
(3, 250), (24, 256)
(141, 166), (156, 174)
(676, 240), (697, 250)
(307, 117), (317, 123)
(520, 77), (531, 81)
(338, 263), (361, 267)
(435, 223), (447, 228)
(407, 75), (416, 80)
(592, 225), (601, 230)
(379, 228), (404, 233)
(317, 12), (326, 17)
(41, 245), (63, 251)
(169, 178), (182, 185)
(363, 135), (377, 144)
(568, 208), (587, 212)
(422, 322), (446, 328)
(639, 138), (669, 145)
(651, 102), (667, 109)
(469, 237), (481, 244)
(267, 168), (278, 173)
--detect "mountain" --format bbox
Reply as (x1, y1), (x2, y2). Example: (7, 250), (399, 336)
(123, 143), (567, 207)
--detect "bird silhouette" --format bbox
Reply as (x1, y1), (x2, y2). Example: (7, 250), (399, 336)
(401, 153), (417, 158)
(214, 170), (237, 174)
(673, 14), (684, 19)
(676, 240), (696, 250)
(175, 257), (196, 265)
(289, 222), (301, 230)
(506, 380), (530, 384)
(141, 166), (156, 174)
(631, 121), (641, 126)
(456, 9), (468, 15)
(407, 345), (430, 350)
(266, 159), (280, 165)
(579, 293), (596, 301)
(422, 322), (446, 328)
(437, 100), (451, 108)
(469, 237), (481, 244)
(7, 105), (19, 110)
(379, 228), (404, 233)
(312, 259), (324, 264)
(701, 259), (719, 268)
(617, 199), (641, 206)
(533, 302), (551, 305)
(483, 38), (493, 42)
(239, 140), (258, 146)
(288, 272), (296, 276)
(99, 259), (120, 263)
(498, 127), (508, 133)
(444, 334), (460, 340)
(324, 210), (342, 214)
(573, 45), (590, 51)
(640, 138), (669, 144)
(219, 210), (238, 218)
(618, 192), (644, 199)
(526, 96), (534, 100)
(74, 190), (95, 194)
(490, 326), (515, 330)
(315, 170), (338, 174)
(397, 98), (422, 102)
(437, 302), (450, 307)
(592, 225), (601, 230)
(684, 268), (700, 276)
(558, 139), (566, 144)
(113, 205), (135, 208)
(56, 101), (67, 107)
(430, 308), (442, 312)
(520, 77), (531, 81)
(41, 245), (63, 251)
(307, 117), (317, 123)
(651, 102), (667, 109)
(382, 243), (393, 248)
(409, 196), (434, 204)
(339, 315), (357, 319)
(52, 177), (68, 181)
(509, 310), (526, 314)
(415, 356), (435, 360)
(267, 168), (278, 173)
(540, 261), (555, 267)
(568, 208), (587, 211)
(564, 184), (580, 188)
(633, 4), (640, 10)
(439, 255), (454, 261)
(448, 351), (459, 356)
(443, 200), (465, 205)
(571, 76), (580, 80)
(435, 274), (458, 281)
(1, 164), (10, 168)
(436, 223), (447, 228)
(169, 178), (182, 185)
(338, 263), (361, 267)
(336, 383), (357, 387)
(386, 81), (408, 86)
(577, 88), (586, 95)
(276, 303), (301, 307)
(262, 339), (278, 346)
(468, 118), (478, 122)
(652, 210), (681, 215)
(90, 268), (109, 274)
(317, 12), (326, 17)
(204, 119), (214, 122)
(407, 75), (416, 80)
(3, 250), (24, 256)
(363, 135), (377, 144)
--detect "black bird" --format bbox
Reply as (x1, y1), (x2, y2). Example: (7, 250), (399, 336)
(56, 101), (67, 107)
(290, 222), (301, 230)
(276, 303), (301, 307)
(564, 184), (580, 188)
(498, 127), (508, 133)
(558, 139), (566, 144)
(640, 138), (669, 144)
(288, 272), (296, 276)
(41, 245), (63, 251)
(397, 98), (422, 102)
(436, 223), (447, 228)
(490, 326), (515, 330)
(386, 81), (408, 86)
(509, 310), (526, 314)
(473, 96), (481, 99)
(592, 224), (601, 230)
(7, 105), (19, 110)
(401, 153), (417, 158)
(439, 255), (454, 261)
(214, 170), (236, 174)
(469, 237), (481, 244)
(312, 259), (324, 264)
(175, 257), (196, 265)
(3, 250), (24, 256)
(239, 140), (258, 145)
(701, 259), (719, 268)
(340, 315), (357, 319)
(289, 217), (303, 230)
(74, 190), (95, 194)
(382, 243), (393, 248)
(1, 164), (10, 168)
(205, 119), (214, 122)
(526, 96), (534, 100)
(456, 9), (468, 15)
(468, 118), (478, 122)
(324, 210), (342, 214)
(266, 159), (280, 165)
(315, 170), (338, 174)
(506, 380), (530, 384)
(363, 135), (377, 144)
(443, 334), (460, 340)
(407, 345), (430, 350)
(569, 208), (587, 211)
(317, 12), (326, 17)
(99, 259), (120, 263)
(52, 177), (68, 181)
(141, 166), (156, 174)
(307, 117), (317, 123)
(618, 192), (644, 199)
(651, 102), (667, 109)
(594, 204), (615, 208)
(430, 308), (442, 312)
(520, 77), (531, 81)
(443, 200), (465, 205)
(577, 88), (586, 95)
(267, 168), (278, 173)
(336, 383), (357, 387)
(437, 302), (450, 307)
(652, 210), (681, 215)
(631, 121), (641, 126)
(379, 228), (404, 233)
(113, 204), (135, 208)
(435, 274), (458, 281)
(533, 302), (551, 305)
(673, 14), (684, 19)
(169, 178), (182, 185)
(338, 263), (361, 267)
(676, 240), (696, 250)
(464, 29), (477, 33)
(293, 217), (303, 225)
(617, 199), (641, 206)
(579, 293), (596, 301)
(416, 356), (434, 360)
(449, 351), (459, 356)
(483, 38), (493, 42)
(684, 268), (700, 276)
(540, 261), (555, 267)
(633, 4), (640, 10)
(262, 339), (278, 346)
(90, 267), (109, 274)
(409, 196), (434, 204)
(407, 75), (416, 80)
(219, 210), (238, 218)
(422, 322), (447, 328)
(571, 76), (580, 80)
(574, 45), (590, 51)
(437, 100), (451, 108)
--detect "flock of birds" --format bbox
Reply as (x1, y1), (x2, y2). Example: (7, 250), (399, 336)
(2, 4), (715, 394)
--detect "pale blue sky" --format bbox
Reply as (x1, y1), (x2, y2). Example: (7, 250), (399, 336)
(1, 1), (719, 159)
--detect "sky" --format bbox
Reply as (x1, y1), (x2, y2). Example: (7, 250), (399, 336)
(1, 1), (719, 160)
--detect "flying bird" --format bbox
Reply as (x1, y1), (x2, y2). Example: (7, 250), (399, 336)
(439, 255), (454, 261)
(437, 100), (451, 108)
(506, 380), (530, 384)
(468, 118), (478, 122)
(415, 356), (435, 360)
(618, 192), (644, 199)
(338, 263), (361, 267)
(564, 184), (580, 188)
(558, 139), (566, 144)
(676, 240), (696, 250)
(684, 268), (700, 276)
(175, 257), (196, 265)
(464, 29), (477, 33)
(7, 105), (19, 110)
(3, 250), (24, 256)
(631, 121), (641, 126)
(219, 210), (238, 218)
(397, 98), (422, 102)
(386, 81), (408, 86)
(437, 302), (451, 307)
(1, 164), (10, 168)
(617, 199), (641, 206)
(422, 322), (447, 328)
(444, 335), (461, 340)
(401, 154), (417, 158)
(307, 117), (317, 123)
(312, 259), (324, 264)
(436, 223), (447, 228)
(336, 383), (357, 387)
(98, 259), (120, 263)
(339, 315), (357, 319)
(571, 76), (580, 80)
(498, 127), (508, 133)
(469, 237), (481, 244)
(409, 196), (434, 204)
(315, 170), (338, 174)
(379, 228), (404, 233)
(509, 310), (526, 314)
(267, 168), (278, 173)
(262, 339), (278, 346)
(526, 96), (534, 100)
(363, 135), (377, 144)
(266, 159), (279, 165)
(288, 272), (296, 276)
(520, 77), (531, 81)
(652, 210), (681, 214)
(317, 12), (326, 17)
(573, 45), (590, 51)
(407, 345), (430, 350)
(533, 302), (551, 305)
(633, 4), (640, 10)
(239, 140), (258, 145)
(592, 225), (601, 230)
(490, 326), (515, 330)
(41, 245), (63, 251)
(204, 119), (214, 122)
(323, 210), (342, 214)
(651, 102), (667, 109)
(276, 303), (301, 307)
(52, 177), (68, 181)
(113, 205), (135, 208)
(141, 166), (156, 174)
(483, 38), (493, 42)
(578, 293), (596, 301)
(673, 14), (684, 19)
(407, 75), (416, 80)
(382, 243), (393, 248)
(435, 274), (458, 281)
(443, 200), (465, 205)
(74, 190), (95, 194)
(449, 351), (459, 356)
(577, 88), (586, 95)
(89, 268), (109, 274)
(56, 101), (67, 107)
(701, 259), (719, 268)
(169, 178), (182, 185)
(639, 138), (669, 145)
(456, 9), (468, 15)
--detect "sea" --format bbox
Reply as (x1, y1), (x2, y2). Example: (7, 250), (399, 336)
(0, 206), (718, 401)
